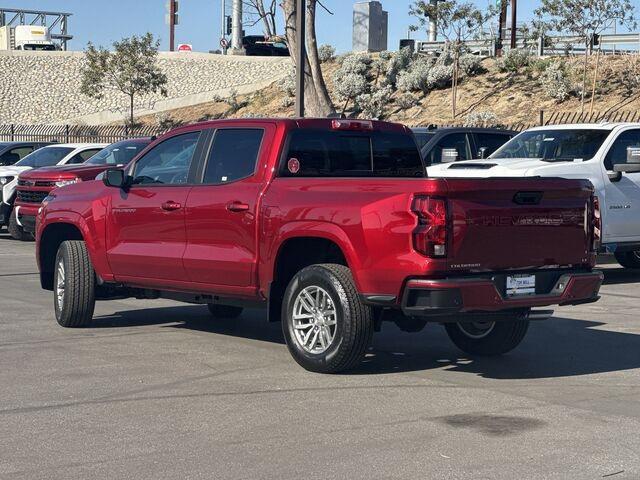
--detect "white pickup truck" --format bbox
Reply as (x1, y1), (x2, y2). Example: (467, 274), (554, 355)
(428, 123), (640, 268)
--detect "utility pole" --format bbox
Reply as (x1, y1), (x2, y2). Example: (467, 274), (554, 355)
(510, 0), (517, 49)
(168, 0), (178, 52)
(231, 0), (245, 54)
(295, 0), (306, 117)
(220, 0), (227, 54)
(496, 0), (507, 56)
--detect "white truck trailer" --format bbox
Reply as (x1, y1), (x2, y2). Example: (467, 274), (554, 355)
(0, 25), (57, 51)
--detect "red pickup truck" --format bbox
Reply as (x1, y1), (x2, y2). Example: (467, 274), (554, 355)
(15, 138), (152, 236)
(35, 119), (603, 373)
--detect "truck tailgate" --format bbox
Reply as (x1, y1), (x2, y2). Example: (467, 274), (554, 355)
(441, 178), (595, 272)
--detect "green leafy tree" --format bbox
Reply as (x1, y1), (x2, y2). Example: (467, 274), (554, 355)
(410, 0), (496, 117)
(80, 33), (168, 126)
(535, 0), (636, 112)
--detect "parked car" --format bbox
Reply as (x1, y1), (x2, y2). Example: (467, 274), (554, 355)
(427, 122), (640, 269)
(2, 143), (107, 240)
(243, 35), (289, 56)
(36, 118), (602, 373)
(412, 127), (516, 173)
(0, 141), (53, 166)
(13, 138), (153, 239)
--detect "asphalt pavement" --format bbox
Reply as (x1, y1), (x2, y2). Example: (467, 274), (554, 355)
(1, 232), (639, 479)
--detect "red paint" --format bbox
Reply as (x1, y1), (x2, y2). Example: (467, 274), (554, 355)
(36, 118), (601, 314)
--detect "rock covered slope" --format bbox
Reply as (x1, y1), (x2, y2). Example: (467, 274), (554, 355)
(0, 51), (290, 125)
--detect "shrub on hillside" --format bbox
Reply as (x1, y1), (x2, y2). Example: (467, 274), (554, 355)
(333, 54), (372, 110)
(464, 110), (503, 128)
(318, 44), (336, 63)
(397, 57), (433, 93)
(396, 93), (418, 109)
(540, 60), (574, 102)
(384, 47), (413, 87)
(356, 86), (394, 119)
(277, 72), (296, 97)
(459, 54), (485, 76)
(497, 48), (532, 73)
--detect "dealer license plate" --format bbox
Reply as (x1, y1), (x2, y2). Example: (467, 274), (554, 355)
(506, 274), (536, 297)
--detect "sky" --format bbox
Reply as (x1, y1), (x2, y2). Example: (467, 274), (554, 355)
(7, 0), (639, 53)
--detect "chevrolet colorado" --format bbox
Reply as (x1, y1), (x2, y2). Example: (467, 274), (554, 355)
(428, 123), (640, 269)
(14, 138), (152, 238)
(36, 119), (603, 373)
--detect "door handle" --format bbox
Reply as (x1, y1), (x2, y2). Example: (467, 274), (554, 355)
(227, 201), (250, 213)
(161, 201), (182, 211)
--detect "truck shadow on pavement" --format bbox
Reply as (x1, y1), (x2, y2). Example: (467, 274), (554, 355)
(93, 305), (640, 380)
(600, 266), (640, 285)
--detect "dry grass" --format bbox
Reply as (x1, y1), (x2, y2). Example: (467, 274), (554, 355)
(136, 55), (640, 128)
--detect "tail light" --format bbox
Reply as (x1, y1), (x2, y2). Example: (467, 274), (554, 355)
(592, 195), (601, 249)
(412, 196), (448, 258)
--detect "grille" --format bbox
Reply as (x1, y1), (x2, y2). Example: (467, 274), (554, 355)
(18, 180), (55, 187)
(17, 190), (48, 204)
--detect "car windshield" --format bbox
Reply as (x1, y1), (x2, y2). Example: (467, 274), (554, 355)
(490, 129), (611, 162)
(15, 147), (74, 168)
(86, 140), (150, 166)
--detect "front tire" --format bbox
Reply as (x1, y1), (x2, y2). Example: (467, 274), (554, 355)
(614, 250), (640, 269)
(8, 209), (32, 241)
(54, 241), (96, 328)
(445, 313), (529, 356)
(282, 264), (373, 373)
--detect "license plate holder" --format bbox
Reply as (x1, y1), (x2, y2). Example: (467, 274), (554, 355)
(506, 274), (536, 297)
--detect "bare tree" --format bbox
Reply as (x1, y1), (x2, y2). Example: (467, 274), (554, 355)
(281, 0), (335, 117)
(535, 0), (636, 113)
(244, 0), (278, 37)
(410, 0), (496, 118)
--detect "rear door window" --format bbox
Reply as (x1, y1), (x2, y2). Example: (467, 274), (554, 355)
(280, 130), (423, 177)
(203, 129), (264, 184)
(426, 133), (471, 165)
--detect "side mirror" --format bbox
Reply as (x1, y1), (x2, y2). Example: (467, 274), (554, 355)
(441, 148), (459, 163)
(103, 169), (128, 189)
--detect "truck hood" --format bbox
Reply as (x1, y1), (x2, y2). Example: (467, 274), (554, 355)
(0, 166), (31, 177)
(427, 158), (560, 178)
(19, 163), (120, 182)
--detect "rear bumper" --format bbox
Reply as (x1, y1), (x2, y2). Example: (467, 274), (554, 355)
(401, 271), (603, 317)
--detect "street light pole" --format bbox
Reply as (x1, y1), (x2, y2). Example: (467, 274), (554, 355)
(295, 0), (306, 118)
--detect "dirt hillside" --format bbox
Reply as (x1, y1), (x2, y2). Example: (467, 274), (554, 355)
(137, 54), (640, 128)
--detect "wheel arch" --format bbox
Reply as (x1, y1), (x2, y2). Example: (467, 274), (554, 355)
(264, 224), (362, 322)
(39, 222), (86, 290)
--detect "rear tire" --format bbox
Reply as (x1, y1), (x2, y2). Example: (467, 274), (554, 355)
(8, 209), (32, 241)
(614, 250), (640, 269)
(282, 264), (373, 373)
(54, 241), (96, 328)
(445, 313), (529, 356)
(207, 304), (243, 319)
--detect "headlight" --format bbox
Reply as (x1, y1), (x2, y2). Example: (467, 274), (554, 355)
(0, 176), (14, 185)
(55, 178), (80, 187)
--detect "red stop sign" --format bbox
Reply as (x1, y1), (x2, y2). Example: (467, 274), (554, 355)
(177, 44), (192, 52)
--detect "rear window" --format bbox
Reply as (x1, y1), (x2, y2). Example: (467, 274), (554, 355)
(280, 129), (424, 177)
